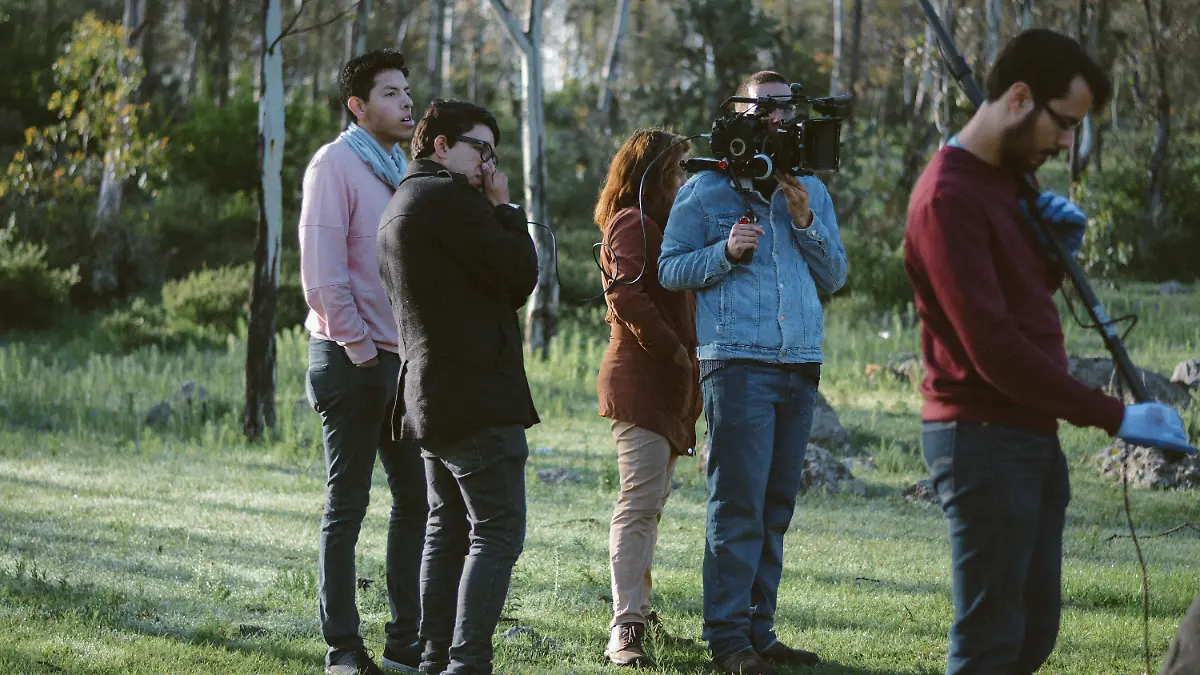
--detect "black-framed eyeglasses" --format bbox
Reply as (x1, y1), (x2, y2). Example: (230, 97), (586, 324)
(456, 135), (498, 165)
(1039, 103), (1080, 132)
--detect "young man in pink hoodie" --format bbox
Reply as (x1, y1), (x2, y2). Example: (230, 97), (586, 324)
(299, 49), (424, 675)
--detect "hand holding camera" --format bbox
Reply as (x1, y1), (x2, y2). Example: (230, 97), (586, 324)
(725, 218), (763, 263)
(776, 172), (813, 229)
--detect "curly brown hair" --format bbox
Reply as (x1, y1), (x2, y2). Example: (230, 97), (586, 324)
(593, 129), (690, 230)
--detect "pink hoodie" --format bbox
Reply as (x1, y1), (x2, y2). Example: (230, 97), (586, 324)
(298, 137), (399, 364)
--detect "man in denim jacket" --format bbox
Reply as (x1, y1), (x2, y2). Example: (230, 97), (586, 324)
(659, 71), (848, 675)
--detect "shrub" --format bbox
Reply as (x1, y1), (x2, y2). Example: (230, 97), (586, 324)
(838, 236), (913, 311)
(162, 260), (307, 337)
(0, 222), (80, 331)
(96, 297), (178, 351)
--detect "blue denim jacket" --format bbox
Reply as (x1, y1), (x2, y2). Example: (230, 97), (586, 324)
(658, 170), (848, 363)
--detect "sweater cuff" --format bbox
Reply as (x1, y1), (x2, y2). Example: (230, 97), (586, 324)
(343, 338), (379, 365)
(1096, 396), (1126, 437)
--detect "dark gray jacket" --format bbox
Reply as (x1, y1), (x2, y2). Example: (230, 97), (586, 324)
(376, 158), (540, 443)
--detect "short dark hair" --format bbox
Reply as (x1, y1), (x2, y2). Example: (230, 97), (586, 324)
(411, 99), (501, 159)
(736, 71), (788, 98)
(986, 29), (1111, 108)
(340, 49), (410, 105)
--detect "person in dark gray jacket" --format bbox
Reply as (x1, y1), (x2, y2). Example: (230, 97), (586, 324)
(376, 99), (539, 675)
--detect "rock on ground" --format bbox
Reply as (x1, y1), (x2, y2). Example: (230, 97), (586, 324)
(800, 444), (867, 497)
(1094, 441), (1200, 491)
(1068, 356), (1190, 408)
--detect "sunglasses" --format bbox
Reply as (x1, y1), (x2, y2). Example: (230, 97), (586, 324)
(456, 135), (499, 166)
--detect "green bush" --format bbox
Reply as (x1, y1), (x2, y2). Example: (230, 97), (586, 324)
(1075, 132), (1200, 281)
(0, 223), (80, 331)
(96, 297), (179, 351)
(146, 184), (258, 281)
(839, 236), (913, 311)
(162, 260), (307, 337)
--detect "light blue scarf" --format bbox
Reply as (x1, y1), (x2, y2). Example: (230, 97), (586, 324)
(340, 123), (408, 190)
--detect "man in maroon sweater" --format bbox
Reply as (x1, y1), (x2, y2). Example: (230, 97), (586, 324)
(905, 29), (1194, 674)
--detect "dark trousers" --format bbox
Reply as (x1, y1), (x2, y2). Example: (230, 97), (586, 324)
(922, 421), (1070, 675)
(418, 425), (528, 675)
(306, 338), (428, 663)
(700, 362), (819, 661)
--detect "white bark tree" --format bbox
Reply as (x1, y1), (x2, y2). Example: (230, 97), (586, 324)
(831, 0), (843, 94)
(93, 0), (146, 296)
(488, 0), (557, 357)
(244, 0), (285, 439)
(596, 0), (632, 133)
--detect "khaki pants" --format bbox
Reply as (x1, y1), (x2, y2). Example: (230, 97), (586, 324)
(608, 420), (678, 628)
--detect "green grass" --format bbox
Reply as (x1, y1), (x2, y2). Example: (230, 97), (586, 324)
(1, 283), (1198, 674)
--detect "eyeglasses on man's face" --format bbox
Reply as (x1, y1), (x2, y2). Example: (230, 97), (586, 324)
(1039, 103), (1081, 132)
(456, 135), (498, 166)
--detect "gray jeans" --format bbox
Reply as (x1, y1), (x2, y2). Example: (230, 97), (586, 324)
(418, 425), (528, 675)
(306, 338), (428, 663)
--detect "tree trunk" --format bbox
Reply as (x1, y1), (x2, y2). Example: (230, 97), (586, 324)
(355, 0), (371, 56)
(92, 0), (146, 296)
(597, 0), (632, 133)
(211, 0), (232, 106)
(245, 0), (285, 440)
(986, 0), (1002, 64)
(311, 0), (325, 102)
(831, 0), (843, 94)
(488, 0), (557, 357)
(429, 0), (445, 99)
(440, 0), (454, 95)
(1141, 0), (1170, 260)
(847, 0), (863, 97)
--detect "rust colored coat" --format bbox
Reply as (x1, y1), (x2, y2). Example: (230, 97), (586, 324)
(596, 207), (702, 455)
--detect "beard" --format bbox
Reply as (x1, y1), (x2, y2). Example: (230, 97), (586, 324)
(1000, 110), (1059, 173)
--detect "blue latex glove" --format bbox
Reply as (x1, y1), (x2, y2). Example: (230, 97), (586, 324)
(1032, 191), (1087, 257)
(1116, 402), (1198, 456)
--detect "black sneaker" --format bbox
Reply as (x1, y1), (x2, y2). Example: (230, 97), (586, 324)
(326, 647), (386, 675)
(380, 641), (422, 673)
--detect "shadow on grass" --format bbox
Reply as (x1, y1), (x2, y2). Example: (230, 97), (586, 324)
(0, 563), (323, 671)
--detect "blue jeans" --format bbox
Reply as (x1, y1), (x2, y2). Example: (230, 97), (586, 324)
(418, 425), (528, 675)
(306, 338), (429, 664)
(700, 361), (818, 661)
(922, 421), (1070, 675)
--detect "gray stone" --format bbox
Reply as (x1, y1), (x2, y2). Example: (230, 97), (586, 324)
(886, 353), (925, 385)
(1160, 280), (1188, 296)
(1068, 356), (1189, 408)
(144, 401), (172, 428)
(902, 478), (939, 504)
(1094, 441), (1200, 490)
(811, 392), (850, 448)
(800, 444), (861, 497)
(1172, 359), (1200, 390)
(172, 380), (211, 409)
(536, 467), (582, 485)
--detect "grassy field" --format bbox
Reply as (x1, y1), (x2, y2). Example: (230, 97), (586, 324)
(1, 283), (1198, 674)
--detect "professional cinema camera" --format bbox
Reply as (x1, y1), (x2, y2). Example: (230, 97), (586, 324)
(684, 82), (852, 179)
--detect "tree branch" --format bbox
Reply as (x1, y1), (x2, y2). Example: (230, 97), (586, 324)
(486, 0), (532, 54)
(271, 0), (360, 52)
(1106, 522), (1199, 542)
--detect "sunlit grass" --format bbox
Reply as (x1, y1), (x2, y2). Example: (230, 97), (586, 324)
(1, 283), (1197, 673)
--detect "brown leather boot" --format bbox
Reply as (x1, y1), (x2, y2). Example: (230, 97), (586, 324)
(604, 622), (651, 667)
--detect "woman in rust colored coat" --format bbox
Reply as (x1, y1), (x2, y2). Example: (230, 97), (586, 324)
(595, 129), (702, 668)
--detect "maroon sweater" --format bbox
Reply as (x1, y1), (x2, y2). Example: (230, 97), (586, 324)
(903, 145), (1124, 436)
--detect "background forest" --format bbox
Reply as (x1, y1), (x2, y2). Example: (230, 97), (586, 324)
(2, 0), (1197, 341)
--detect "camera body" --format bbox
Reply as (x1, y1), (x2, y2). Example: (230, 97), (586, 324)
(703, 83), (850, 179)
